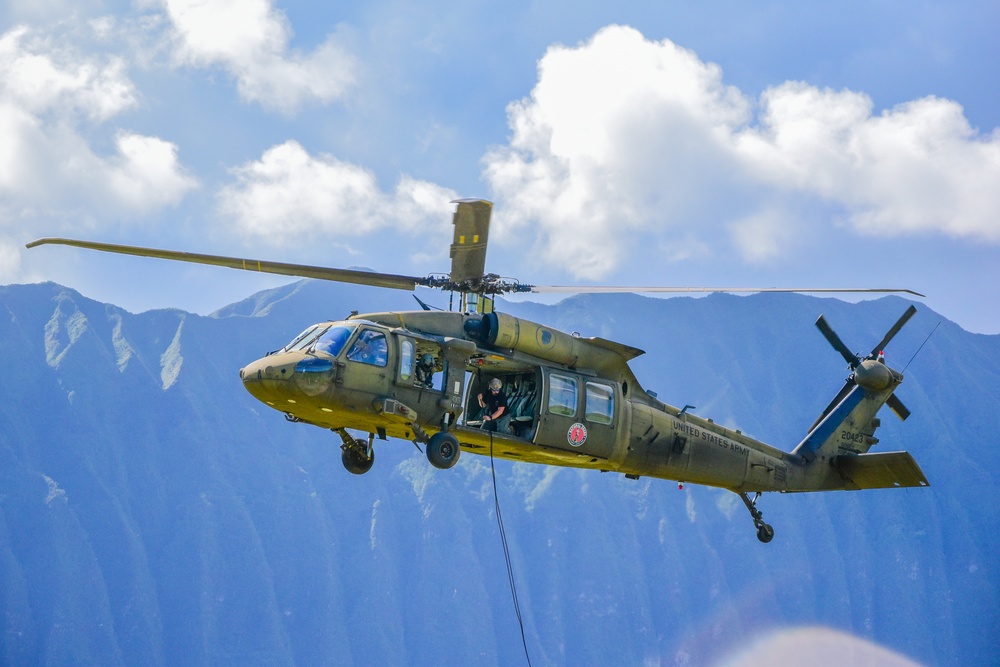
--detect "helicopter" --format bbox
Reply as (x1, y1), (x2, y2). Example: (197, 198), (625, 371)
(27, 199), (929, 543)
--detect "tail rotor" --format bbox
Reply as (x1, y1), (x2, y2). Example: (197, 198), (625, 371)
(812, 305), (917, 426)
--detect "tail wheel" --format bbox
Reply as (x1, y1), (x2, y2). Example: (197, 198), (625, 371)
(739, 491), (776, 544)
(427, 432), (460, 470)
(342, 439), (374, 475)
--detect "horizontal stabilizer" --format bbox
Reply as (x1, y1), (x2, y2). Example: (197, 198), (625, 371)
(833, 451), (929, 490)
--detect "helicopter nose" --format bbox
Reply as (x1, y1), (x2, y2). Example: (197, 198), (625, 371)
(240, 356), (295, 384)
(240, 355), (297, 403)
(241, 353), (335, 404)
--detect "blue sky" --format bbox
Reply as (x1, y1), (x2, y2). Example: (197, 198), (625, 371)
(4, 0), (999, 332)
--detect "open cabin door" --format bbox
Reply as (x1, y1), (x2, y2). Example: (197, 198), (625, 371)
(461, 360), (541, 440)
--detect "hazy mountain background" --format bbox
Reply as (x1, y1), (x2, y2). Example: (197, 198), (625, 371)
(0, 280), (996, 665)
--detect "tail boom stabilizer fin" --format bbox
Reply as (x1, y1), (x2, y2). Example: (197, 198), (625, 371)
(832, 451), (929, 490)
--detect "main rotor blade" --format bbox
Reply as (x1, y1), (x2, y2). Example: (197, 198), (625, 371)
(886, 394), (911, 421)
(525, 286), (925, 296)
(448, 199), (492, 285)
(869, 305), (919, 358)
(816, 315), (860, 368)
(26, 238), (427, 291)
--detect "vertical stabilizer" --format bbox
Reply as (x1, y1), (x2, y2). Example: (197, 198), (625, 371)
(794, 307), (916, 466)
(792, 384), (889, 463)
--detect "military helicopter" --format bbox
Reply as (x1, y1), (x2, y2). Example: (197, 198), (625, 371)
(28, 199), (929, 543)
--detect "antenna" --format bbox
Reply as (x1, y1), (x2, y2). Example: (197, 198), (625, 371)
(903, 321), (941, 373)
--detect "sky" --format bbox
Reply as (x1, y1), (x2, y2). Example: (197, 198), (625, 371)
(3, 0), (999, 333)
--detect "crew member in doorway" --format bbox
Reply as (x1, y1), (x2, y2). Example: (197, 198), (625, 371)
(477, 377), (508, 432)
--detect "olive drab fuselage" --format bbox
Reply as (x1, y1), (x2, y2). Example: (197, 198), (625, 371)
(239, 308), (915, 497)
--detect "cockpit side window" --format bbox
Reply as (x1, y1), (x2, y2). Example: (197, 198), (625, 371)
(413, 344), (442, 390)
(347, 329), (388, 367)
(314, 325), (356, 357)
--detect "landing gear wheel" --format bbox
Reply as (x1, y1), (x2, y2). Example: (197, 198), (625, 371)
(739, 491), (776, 544)
(426, 432), (460, 470)
(341, 439), (374, 475)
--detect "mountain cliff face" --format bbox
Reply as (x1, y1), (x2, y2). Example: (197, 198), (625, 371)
(0, 281), (996, 666)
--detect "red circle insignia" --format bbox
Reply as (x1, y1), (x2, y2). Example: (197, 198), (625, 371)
(567, 422), (588, 447)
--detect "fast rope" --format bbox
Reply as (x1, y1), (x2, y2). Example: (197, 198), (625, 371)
(490, 430), (533, 666)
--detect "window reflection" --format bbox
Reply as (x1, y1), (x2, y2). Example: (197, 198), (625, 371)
(347, 329), (388, 367)
(399, 339), (414, 381)
(548, 374), (577, 416)
(314, 325), (356, 357)
(585, 382), (614, 424)
(284, 325), (326, 352)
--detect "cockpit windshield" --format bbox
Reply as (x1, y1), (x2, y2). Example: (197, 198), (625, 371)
(314, 325), (356, 357)
(282, 323), (357, 356)
(283, 325), (326, 352)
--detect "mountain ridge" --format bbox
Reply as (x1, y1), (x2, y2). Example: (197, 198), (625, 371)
(0, 280), (996, 665)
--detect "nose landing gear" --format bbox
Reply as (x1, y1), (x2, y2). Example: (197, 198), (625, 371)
(739, 491), (774, 543)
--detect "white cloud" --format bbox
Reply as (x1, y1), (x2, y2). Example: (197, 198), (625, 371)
(484, 25), (754, 276)
(737, 86), (1000, 241)
(0, 25), (137, 121)
(160, 0), (355, 114)
(218, 140), (456, 244)
(484, 25), (1000, 276)
(0, 25), (197, 226)
(107, 132), (199, 212)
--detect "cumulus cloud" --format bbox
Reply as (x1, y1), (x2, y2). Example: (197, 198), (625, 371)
(160, 0), (355, 114)
(0, 25), (197, 225)
(0, 25), (136, 121)
(218, 140), (457, 245)
(484, 25), (1000, 275)
(737, 85), (1000, 240)
(485, 25), (750, 276)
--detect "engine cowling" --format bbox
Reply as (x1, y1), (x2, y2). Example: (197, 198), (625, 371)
(466, 311), (585, 366)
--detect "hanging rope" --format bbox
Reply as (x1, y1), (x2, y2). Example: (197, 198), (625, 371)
(490, 430), (532, 666)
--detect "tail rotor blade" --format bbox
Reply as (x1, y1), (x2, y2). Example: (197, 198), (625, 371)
(816, 315), (859, 368)
(870, 305), (918, 358)
(887, 394), (911, 421)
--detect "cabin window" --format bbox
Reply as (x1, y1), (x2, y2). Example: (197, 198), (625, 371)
(585, 382), (614, 425)
(547, 373), (577, 417)
(347, 329), (388, 367)
(313, 325), (356, 357)
(399, 338), (415, 381)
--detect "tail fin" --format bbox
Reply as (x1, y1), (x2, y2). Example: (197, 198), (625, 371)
(791, 383), (888, 463)
(792, 307), (927, 489)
